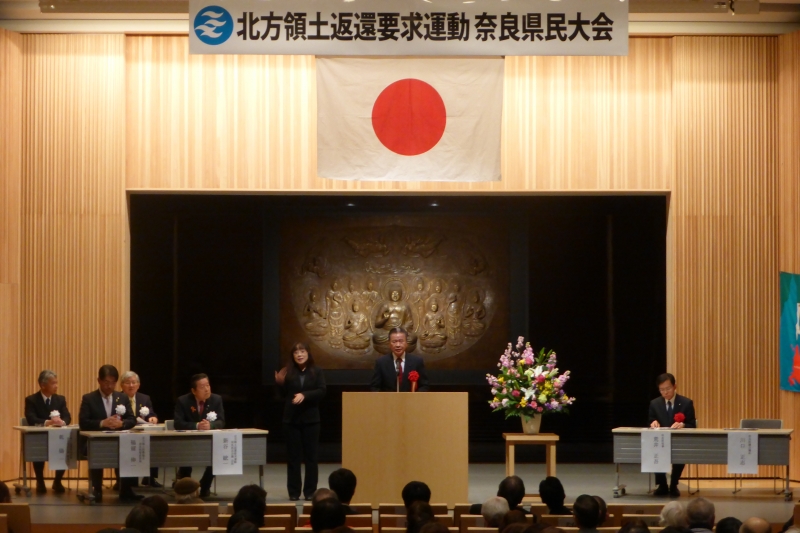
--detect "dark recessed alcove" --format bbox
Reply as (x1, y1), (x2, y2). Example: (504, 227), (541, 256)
(130, 194), (666, 463)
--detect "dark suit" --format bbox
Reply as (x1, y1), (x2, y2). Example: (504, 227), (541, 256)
(174, 393), (226, 492)
(370, 353), (430, 392)
(25, 392), (72, 485)
(125, 392), (159, 481)
(78, 390), (136, 494)
(280, 367), (326, 499)
(648, 393), (697, 489)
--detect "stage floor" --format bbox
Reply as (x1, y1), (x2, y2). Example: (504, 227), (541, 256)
(10, 463), (797, 525)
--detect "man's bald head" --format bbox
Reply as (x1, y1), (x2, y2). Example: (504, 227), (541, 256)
(740, 517), (770, 533)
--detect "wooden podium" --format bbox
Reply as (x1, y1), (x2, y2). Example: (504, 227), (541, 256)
(342, 392), (468, 507)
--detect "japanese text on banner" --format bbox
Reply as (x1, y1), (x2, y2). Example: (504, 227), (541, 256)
(119, 434), (151, 478)
(727, 432), (759, 474)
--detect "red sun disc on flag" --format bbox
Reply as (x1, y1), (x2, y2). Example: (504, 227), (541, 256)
(371, 79), (447, 156)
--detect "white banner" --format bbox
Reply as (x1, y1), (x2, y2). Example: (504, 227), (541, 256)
(47, 428), (78, 470)
(727, 431), (759, 474)
(119, 434), (151, 478)
(640, 430), (671, 473)
(213, 431), (243, 476)
(189, 0), (628, 56)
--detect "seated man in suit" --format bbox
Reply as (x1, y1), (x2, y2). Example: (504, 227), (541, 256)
(25, 369), (72, 494)
(78, 364), (138, 502)
(174, 373), (225, 497)
(121, 370), (162, 488)
(369, 327), (430, 392)
(648, 372), (697, 497)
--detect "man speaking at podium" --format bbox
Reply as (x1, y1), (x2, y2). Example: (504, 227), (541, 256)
(648, 372), (696, 497)
(370, 327), (430, 392)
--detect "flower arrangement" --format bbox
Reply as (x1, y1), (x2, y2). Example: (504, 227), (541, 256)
(486, 337), (575, 419)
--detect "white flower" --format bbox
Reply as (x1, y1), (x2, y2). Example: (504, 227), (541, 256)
(206, 411), (217, 422)
(139, 406), (150, 417)
(49, 410), (60, 418)
(115, 404), (126, 415)
(491, 388), (498, 395)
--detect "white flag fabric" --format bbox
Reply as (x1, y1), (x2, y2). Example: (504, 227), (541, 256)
(317, 57), (503, 182)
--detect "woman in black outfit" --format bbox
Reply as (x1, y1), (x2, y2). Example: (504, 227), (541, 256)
(275, 342), (327, 501)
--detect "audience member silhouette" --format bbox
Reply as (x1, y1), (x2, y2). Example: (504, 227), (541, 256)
(233, 485), (267, 528)
(402, 481), (432, 510)
(311, 497), (347, 533)
(540, 477), (570, 515)
(125, 505), (159, 533)
(329, 468), (358, 514)
(572, 494), (600, 533)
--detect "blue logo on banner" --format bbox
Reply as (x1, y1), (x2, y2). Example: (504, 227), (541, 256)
(193, 6), (233, 45)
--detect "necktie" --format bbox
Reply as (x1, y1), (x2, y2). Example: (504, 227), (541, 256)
(666, 401), (673, 420)
(131, 399), (137, 416)
(45, 398), (50, 408)
(199, 400), (205, 415)
(395, 358), (403, 392)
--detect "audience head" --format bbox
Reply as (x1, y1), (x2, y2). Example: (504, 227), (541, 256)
(538, 477), (566, 512)
(659, 501), (687, 528)
(660, 527), (692, 533)
(227, 511), (259, 533)
(174, 477), (201, 503)
(572, 494), (600, 529)
(332, 528), (356, 533)
(312, 487), (339, 504)
(500, 524), (529, 533)
(714, 517), (742, 533)
(329, 468), (357, 504)
(686, 497), (715, 530)
(141, 495), (169, 527)
(420, 523), (450, 533)
(0, 481), (11, 503)
(482, 496), (510, 527)
(233, 484), (267, 527)
(125, 504), (159, 533)
(499, 510), (528, 533)
(497, 476), (525, 510)
(311, 497), (346, 533)
(740, 518), (770, 533)
(407, 501), (435, 533)
(402, 481), (432, 509)
(593, 496), (607, 526)
(230, 522), (259, 533)
(619, 520), (650, 533)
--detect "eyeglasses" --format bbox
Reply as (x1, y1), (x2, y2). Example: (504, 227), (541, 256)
(659, 386), (674, 393)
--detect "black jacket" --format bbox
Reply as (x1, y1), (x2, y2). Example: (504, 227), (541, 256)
(78, 390), (136, 431)
(126, 391), (158, 421)
(648, 393), (697, 428)
(279, 366), (327, 424)
(174, 393), (226, 430)
(25, 392), (72, 426)
(370, 353), (430, 392)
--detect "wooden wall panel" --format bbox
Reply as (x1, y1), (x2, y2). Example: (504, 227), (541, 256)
(21, 34), (128, 425)
(778, 30), (800, 480)
(126, 37), (672, 192)
(671, 36), (779, 476)
(0, 27), (23, 482)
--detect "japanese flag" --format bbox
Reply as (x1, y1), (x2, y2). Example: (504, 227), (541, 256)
(317, 57), (503, 182)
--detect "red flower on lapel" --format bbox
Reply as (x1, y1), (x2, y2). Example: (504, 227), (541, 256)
(191, 406), (196, 413)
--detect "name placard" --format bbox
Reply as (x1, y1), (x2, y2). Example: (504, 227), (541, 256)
(189, 0), (628, 57)
(119, 433), (151, 478)
(47, 428), (78, 470)
(640, 430), (671, 473)
(727, 431), (759, 474)
(213, 431), (243, 475)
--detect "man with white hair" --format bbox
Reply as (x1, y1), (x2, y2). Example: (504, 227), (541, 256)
(659, 501), (687, 528)
(121, 370), (162, 487)
(24, 370), (72, 494)
(686, 497), (715, 533)
(481, 496), (509, 528)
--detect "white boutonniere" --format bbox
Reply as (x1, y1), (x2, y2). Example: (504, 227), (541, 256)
(115, 404), (126, 416)
(206, 411), (217, 422)
(49, 410), (60, 418)
(139, 406), (150, 417)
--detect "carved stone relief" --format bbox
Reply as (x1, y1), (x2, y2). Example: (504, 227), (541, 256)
(281, 216), (508, 368)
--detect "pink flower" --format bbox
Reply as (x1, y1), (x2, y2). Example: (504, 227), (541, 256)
(536, 374), (546, 384)
(537, 407), (543, 412)
(512, 390), (521, 398)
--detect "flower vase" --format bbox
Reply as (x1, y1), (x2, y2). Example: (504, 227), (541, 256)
(521, 414), (542, 434)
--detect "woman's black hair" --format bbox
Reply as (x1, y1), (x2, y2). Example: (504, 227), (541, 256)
(286, 341), (316, 380)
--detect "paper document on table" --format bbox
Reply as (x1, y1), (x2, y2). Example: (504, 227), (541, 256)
(213, 431), (243, 475)
(48, 427), (78, 470)
(727, 431), (759, 474)
(119, 433), (151, 477)
(640, 429), (671, 473)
